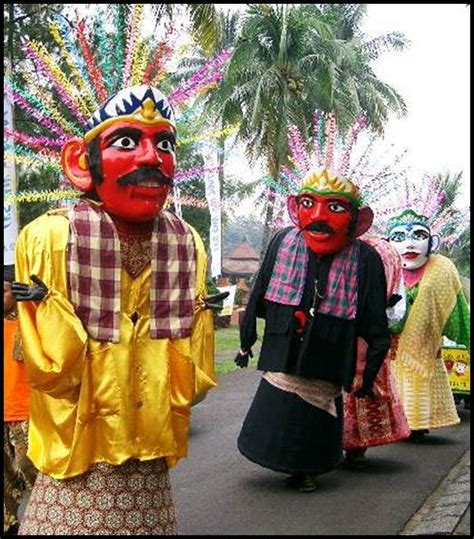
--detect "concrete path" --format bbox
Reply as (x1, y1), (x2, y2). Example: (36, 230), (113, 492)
(170, 367), (470, 536)
(401, 450), (470, 535)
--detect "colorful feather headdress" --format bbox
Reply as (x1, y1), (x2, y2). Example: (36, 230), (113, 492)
(267, 111), (408, 229)
(4, 4), (231, 205)
(370, 175), (470, 247)
(265, 111), (468, 248)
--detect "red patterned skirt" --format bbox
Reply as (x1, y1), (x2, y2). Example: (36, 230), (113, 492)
(18, 458), (177, 535)
(343, 337), (410, 451)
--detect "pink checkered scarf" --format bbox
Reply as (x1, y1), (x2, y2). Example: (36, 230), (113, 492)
(265, 228), (359, 320)
(68, 201), (196, 342)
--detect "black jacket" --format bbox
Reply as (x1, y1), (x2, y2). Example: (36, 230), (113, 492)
(240, 228), (391, 392)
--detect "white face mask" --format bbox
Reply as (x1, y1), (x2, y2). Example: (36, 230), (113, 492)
(388, 223), (432, 270)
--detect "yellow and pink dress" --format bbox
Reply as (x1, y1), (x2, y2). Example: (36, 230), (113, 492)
(391, 254), (470, 430)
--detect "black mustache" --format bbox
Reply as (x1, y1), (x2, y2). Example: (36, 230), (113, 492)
(305, 222), (335, 234)
(117, 166), (174, 187)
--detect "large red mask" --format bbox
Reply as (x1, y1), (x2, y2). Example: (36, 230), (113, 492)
(94, 122), (175, 222)
(61, 121), (176, 223)
(287, 169), (374, 256)
(295, 192), (355, 256)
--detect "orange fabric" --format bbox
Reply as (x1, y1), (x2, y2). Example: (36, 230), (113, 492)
(4, 319), (31, 421)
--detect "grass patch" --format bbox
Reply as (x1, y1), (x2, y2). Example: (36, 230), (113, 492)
(214, 318), (264, 375)
(215, 357), (259, 375)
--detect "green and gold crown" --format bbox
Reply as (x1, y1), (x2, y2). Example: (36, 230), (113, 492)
(298, 167), (363, 206)
(386, 208), (430, 233)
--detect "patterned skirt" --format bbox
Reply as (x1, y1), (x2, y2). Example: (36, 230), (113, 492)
(392, 352), (460, 430)
(4, 420), (38, 532)
(343, 339), (411, 450)
(18, 458), (177, 535)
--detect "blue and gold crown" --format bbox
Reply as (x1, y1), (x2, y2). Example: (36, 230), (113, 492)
(85, 85), (176, 142)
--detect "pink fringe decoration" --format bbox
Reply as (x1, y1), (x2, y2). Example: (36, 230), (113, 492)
(324, 112), (336, 169)
(22, 42), (89, 127)
(5, 86), (68, 138)
(288, 124), (310, 176)
(4, 128), (66, 149)
(76, 20), (108, 102)
(168, 50), (232, 106)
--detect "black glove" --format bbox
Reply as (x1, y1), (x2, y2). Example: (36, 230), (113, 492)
(353, 385), (374, 399)
(203, 291), (230, 311)
(11, 275), (48, 302)
(234, 348), (253, 368)
(387, 293), (402, 308)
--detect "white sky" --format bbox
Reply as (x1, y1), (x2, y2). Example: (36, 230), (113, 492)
(215, 3), (471, 214)
(360, 4), (470, 197)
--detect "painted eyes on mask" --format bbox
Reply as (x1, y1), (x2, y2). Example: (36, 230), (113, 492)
(300, 197), (314, 209)
(327, 201), (348, 213)
(299, 197), (348, 213)
(389, 229), (430, 242)
(111, 136), (137, 149)
(109, 137), (176, 153)
(413, 230), (430, 240)
(389, 231), (405, 242)
(156, 139), (175, 153)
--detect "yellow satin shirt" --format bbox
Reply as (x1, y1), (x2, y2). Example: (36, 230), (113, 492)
(15, 209), (216, 479)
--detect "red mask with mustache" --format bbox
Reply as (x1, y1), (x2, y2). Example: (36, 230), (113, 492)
(296, 192), (354, 256)
(94, 121), (176, 222)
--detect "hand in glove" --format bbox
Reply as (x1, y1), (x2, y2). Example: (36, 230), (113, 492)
(234, 348), (253, 368)
(387, 293), (402, 308)
(11, 275), (49, 302)
(353, 385), (374, 399)
(203, 291), (230, 312)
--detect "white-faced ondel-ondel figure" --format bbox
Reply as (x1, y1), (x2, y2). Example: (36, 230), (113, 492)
(386, 209), (470, 442)
(12, 85), (225, 535)
(234, 168), (391, 492)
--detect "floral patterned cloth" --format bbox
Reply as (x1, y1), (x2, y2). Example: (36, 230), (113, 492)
(4, 421), (37, 533)
(343, 336), (410, 450)
(18, 458), (177, 536)
(343, 237), (411, 450)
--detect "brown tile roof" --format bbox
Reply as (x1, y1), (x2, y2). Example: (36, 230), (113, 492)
(226, 241), (259, 261)
(221, 241), (260, 276)
(221, 258), (260, 276)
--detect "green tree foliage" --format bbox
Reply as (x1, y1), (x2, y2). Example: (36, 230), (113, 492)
(214, 3), (408, 251)
(16, 168), (62, 229)
(171, 9), (253, 244)
(4, 4), (64, 64)
(316, 4), (408, 132)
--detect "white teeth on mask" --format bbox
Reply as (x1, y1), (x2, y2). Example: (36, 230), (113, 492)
(138, 181), (159, 187)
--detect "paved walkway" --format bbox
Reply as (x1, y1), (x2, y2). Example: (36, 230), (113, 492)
(400, 449), (470, 535)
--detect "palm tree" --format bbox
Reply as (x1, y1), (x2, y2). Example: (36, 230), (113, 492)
(216, 3), (409, 251)
(316, 4), (408, 132)
(220, 4), (322, 251)
(148, 4), (222, 58)
(153, 7), (243, 203)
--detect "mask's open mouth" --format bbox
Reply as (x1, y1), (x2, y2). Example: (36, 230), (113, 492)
(307, 230), (331, 239)
(135, 180), (165, 188)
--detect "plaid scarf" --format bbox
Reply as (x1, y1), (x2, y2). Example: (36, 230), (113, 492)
(264, 228), (309, 305)
(68, 201), (196, 342)
(264, 228), (359, 320)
